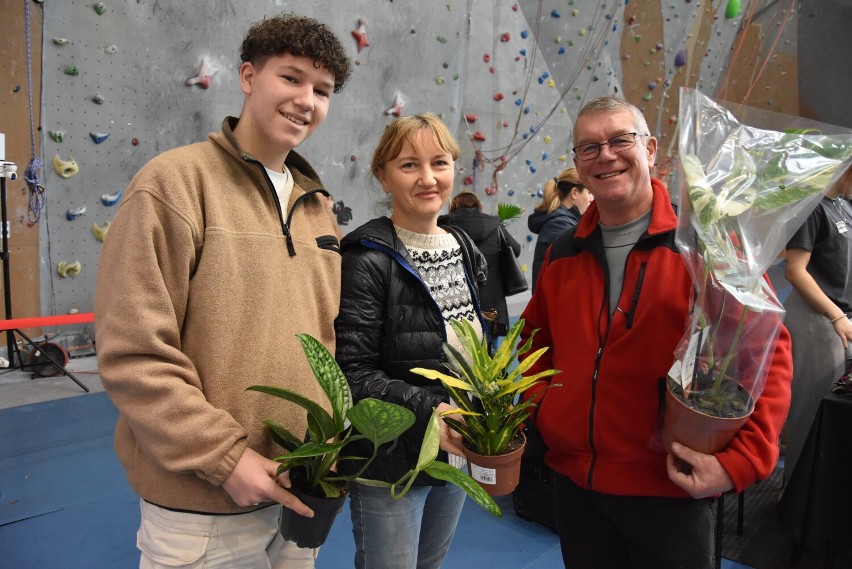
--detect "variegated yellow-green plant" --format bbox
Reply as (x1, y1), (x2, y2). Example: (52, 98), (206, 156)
(411, 318), (560, 456)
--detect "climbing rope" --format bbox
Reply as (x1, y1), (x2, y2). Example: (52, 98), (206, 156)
(23, 0), (45, 224)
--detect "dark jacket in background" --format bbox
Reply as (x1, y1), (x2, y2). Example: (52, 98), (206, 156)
(439, 208), (522, 330)
(528, 204), (581, 289)
(335, 216), (487, 485)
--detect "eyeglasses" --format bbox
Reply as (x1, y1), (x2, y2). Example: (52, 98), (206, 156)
(572, 132), (648, 161)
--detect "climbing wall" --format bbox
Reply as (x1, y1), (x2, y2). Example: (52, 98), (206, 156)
(38, 0), (783, 314)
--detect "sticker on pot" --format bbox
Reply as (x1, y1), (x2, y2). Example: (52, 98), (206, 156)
(470, 464), (496, 485)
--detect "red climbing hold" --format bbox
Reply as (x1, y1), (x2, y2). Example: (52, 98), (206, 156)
(472, 132), (486, 142)
(352, 18), (370, 53)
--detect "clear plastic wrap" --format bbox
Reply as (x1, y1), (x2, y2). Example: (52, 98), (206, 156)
(662, 89), (852, 453)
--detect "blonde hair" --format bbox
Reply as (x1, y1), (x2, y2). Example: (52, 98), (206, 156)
(537, 167), (583, 214)
(371, 113), (460, 180)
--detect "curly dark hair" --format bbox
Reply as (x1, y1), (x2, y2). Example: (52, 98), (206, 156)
(240, 13), (352, 93)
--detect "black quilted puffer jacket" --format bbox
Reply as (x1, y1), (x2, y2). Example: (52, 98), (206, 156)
(335, 216), (487, 485)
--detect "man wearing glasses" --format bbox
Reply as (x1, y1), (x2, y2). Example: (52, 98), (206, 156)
(518, 97), (792, 569)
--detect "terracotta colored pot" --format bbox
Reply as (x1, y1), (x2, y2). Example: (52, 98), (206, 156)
(662, 382), (752, 455)
(462, 433), (526, 497)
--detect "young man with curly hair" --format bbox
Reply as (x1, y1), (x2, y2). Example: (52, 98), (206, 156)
(95, 14), (351, 568)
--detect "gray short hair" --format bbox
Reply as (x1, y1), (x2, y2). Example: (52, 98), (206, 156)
(573, 97), (650, 144)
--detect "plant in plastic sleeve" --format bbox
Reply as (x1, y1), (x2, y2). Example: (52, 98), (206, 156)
(663, 89), (852, 453)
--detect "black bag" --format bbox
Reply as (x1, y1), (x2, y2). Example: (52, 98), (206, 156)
(512, 423), (557, 532)
(498, 226), (528, 296)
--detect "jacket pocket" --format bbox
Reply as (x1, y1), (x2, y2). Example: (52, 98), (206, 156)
(315, 235), (340, 254)
(137, 514), (210, 566)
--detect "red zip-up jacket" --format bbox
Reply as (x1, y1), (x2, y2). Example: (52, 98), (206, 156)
(520, 178), (792, 497)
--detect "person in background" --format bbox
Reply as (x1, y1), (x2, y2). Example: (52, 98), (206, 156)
(518, 96), (792, 569)
(94, 14), (351, 568)
(439, 191), (521, 342)
(527, 167), (593, 288)
(335, 113), (488, 569)
(782, 165), (852, 480)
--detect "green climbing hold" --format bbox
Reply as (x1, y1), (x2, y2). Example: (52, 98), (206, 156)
(93, 3), (106, 15)
(64, 65), (79, 76)
(436, 36), (447, 44)
(49, 130), (66, 143)
(725, 0), (741, 19)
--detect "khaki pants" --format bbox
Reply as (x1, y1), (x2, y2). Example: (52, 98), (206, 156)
(138, 499), (317, 568)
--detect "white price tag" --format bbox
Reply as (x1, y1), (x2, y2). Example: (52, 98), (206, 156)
(469, 463), (496, 485)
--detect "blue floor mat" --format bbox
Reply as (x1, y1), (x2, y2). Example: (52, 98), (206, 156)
(0, 392), (128, 526)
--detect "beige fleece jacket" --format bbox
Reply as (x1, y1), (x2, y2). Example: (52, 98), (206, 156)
(94, 118), (340, 513)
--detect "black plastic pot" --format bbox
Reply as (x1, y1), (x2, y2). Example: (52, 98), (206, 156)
(279, 471), (347, 549)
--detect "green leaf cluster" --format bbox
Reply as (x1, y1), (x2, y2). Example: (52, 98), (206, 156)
(248, 334), (415, 499)
(411, 319), (560, 456)
(497, 202), (523, 223)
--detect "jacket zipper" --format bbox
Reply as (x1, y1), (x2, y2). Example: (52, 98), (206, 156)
(585, 244), (648, 488)
(246, 158), (329, 257)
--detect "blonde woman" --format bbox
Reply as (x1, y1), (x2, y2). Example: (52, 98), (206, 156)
(527, 167), (593, 288)
(334, 113), (488, 569)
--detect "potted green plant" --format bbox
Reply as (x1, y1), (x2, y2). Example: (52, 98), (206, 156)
(248, 333), (502, 548)
(663, 88), (852, 453)
(410, 318), (560, 496)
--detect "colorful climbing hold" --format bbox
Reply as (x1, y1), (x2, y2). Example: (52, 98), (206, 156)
(90, 132), (110, 144)
(520, 30), (529, 39)
(351, 18), (369, 53)
(483, 54), (491, 63)
(384, 92), (405, 117)
(472, 132), (486, 142)
(500, 32), (511, 42)
(493, 92), (504, 101)
(435, 76), (445, 85)
(91, 222), (110, 243)
(66, 206), (86, 221)
(131, 137), (140, 146)
(463, 175), (474, 185)
(101, 191), (123, 206)
(53, 154), (79, 178)
(48, 130), (66, 143)
(56, 260), (82, 278)
(544, 136), (551, 144)
(436, 36), (447, 43)
(485, 186), (497, 196)
(185, 56), (218, 89)
(674, 49), (687, 67)
(725, 0), (741, 19)
(551, 9), (561, 17)
(464, 114), (478, 123)
(93, 3), (106, 15)
(64, 65), (79, 76)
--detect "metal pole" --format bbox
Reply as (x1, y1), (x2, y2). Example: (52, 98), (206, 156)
(0, 134), (19, 363)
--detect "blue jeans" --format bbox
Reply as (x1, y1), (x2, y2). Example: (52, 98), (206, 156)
(349, 480), (466, 569)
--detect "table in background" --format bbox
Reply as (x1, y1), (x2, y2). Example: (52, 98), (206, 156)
(779, 391), (852, 567)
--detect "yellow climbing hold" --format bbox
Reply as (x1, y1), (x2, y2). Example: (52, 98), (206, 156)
(435, 76), (445, 85)
(53, 154), (79, 178)
(547, 79), (555, 87)
(544, 136), (551, 144)
(91, 221), (110, 243)
(57, 260), (82, 278)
